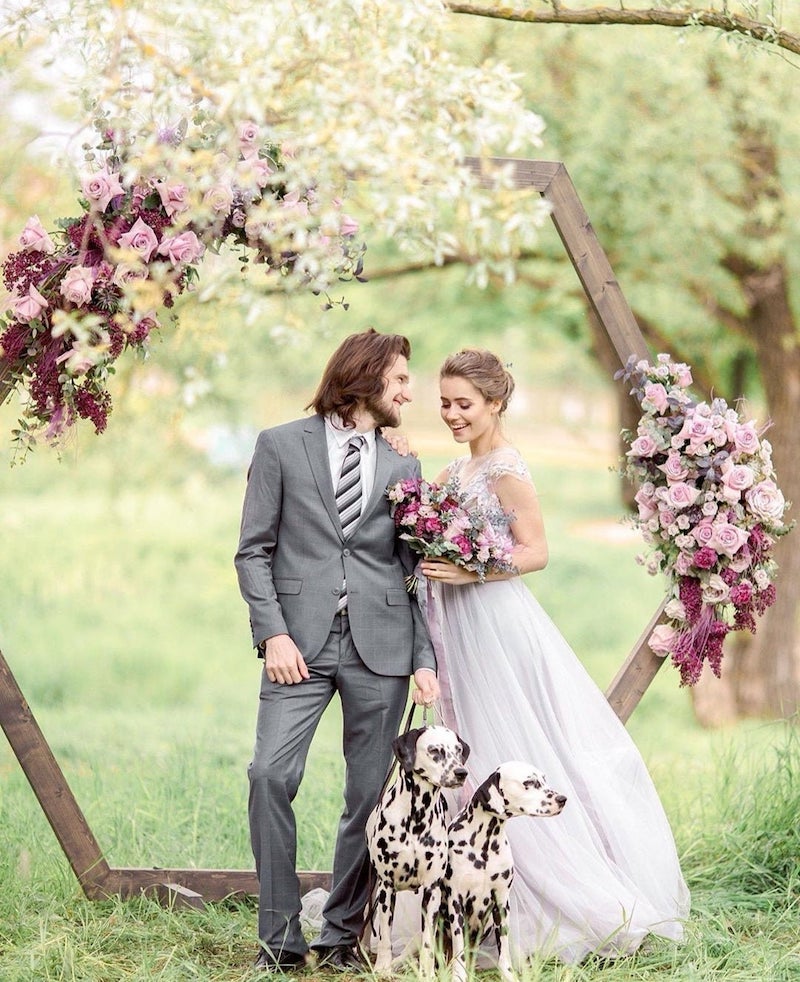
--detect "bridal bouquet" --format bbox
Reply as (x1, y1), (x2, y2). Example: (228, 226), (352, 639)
(387, 476), (516, 584)
(618, 354), (792, 686)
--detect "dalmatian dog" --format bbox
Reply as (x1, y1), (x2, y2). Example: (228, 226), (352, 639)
(366, 725), (470, 976)
(444, 761), (567, 982)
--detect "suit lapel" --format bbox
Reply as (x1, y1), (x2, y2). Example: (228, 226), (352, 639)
(361, 434), (393, 524)
(303, 415), (344, 539)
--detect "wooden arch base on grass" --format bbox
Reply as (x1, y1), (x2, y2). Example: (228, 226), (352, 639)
(0, 157), (667, 906)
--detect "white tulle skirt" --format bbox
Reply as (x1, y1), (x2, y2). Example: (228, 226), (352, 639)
(397, 576), (690, 965)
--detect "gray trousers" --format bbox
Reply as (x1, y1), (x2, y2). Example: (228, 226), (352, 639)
(248, 613), (408, 958)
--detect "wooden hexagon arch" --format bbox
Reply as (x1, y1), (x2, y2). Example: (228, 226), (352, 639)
(0, 157), (666, 906)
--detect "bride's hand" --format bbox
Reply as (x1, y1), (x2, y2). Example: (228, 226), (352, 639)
(420, 558), (477, 586)
(382, 429), (417, 457)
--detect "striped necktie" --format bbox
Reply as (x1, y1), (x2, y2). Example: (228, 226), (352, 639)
(335, 435), (364, 612)
(336, 435), (365, 539)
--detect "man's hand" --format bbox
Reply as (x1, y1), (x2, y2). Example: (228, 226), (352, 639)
(412, 668), (440, 706)
(263, 634), (310, 684)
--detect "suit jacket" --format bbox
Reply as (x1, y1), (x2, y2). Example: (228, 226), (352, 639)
(234, 413), (436, 676)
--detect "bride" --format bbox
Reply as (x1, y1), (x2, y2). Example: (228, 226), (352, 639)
(405, 348), (690, 965)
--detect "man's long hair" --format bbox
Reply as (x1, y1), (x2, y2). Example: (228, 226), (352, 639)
(307, 328), (411, 427)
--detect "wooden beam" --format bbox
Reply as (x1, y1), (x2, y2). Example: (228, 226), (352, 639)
(604, 599), (669, 724)
(0, 648), (111, 895)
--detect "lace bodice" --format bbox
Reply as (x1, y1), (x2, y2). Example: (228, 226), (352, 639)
(446, 446), (534, 535)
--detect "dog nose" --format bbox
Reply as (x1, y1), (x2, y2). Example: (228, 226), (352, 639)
(555, 795), (567, 807)
(453, 767), (468, 782)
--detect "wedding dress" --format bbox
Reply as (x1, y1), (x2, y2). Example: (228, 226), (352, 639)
(399, 446), (690, 965)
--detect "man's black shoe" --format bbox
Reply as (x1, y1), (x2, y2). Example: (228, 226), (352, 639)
(313, 944), (370, 973)
(253, 948), (308, 974)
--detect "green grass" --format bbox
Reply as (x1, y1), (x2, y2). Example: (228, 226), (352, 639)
(1, 421), (799, 979)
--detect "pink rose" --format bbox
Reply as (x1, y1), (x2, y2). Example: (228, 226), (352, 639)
(118, 218), (159, 262)
(629, 433), (659, 458)
(59, 265), (95, 307)
(648, 624), (678, 656)
(157, 230), (205, 265)
(675, 552), (694, 575)
(675, 412), (714, 451)
(720, 458), (755, 503)
(733, 422), (760, 455)
(643, 382), (668, 413)
(203, 183), (234, 215)
(19, 216), (55, 254)
(658, 507), (677, 529)
(675, 365), (693, 388)
(155, 181), (190, 218)
(634, 485), (657, 521)
(81, 166), (125, 212)
(692, 520), (715, 547)
(708, 522), (750, 557)
(660, 451), (690, 484)
(746, 480), (786, 524)
(238, 121), (261, 159)
(56, 343), (94, 376)
(13, 283), (48, 322)
(665, 482), (701, 510)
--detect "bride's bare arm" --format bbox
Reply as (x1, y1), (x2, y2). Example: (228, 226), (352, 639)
(492, 473), (549, 575)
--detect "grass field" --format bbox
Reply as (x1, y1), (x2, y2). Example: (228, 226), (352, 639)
(1, 406), (799, 980)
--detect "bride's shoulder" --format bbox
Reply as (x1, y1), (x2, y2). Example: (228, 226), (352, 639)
(484, 446), (533, 483)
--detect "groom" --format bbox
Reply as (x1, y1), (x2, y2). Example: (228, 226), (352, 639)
(235, 328), (439, 973)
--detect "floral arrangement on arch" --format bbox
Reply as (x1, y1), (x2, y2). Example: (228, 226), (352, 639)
(618, 354), (792, 686)
(387, 476), (516, 585)
(0, 119), (365, 450)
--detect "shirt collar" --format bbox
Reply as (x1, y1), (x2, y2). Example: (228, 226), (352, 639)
(326, 413), (376, 451)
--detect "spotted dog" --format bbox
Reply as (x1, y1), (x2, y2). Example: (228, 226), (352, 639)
(444, 761), (567, 982)
(366, 725), (470, 976)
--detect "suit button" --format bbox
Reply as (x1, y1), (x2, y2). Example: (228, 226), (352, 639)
(343, 548), (351, 557)
(331, 588), (340, 595)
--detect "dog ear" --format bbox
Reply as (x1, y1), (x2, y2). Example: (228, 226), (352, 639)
(392, 727), (424, 772)
(458, 736), (471, 763)
(473, 771), (502, 812)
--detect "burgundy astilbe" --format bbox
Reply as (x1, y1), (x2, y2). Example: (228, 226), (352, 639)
(679, 576), (703, 624)
(75, 386), (111, 433)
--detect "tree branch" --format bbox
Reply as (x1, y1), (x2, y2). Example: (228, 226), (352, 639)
(445, 3), (800, 59)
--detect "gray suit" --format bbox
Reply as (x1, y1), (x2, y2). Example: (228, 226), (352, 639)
(235, 413), (435, 958)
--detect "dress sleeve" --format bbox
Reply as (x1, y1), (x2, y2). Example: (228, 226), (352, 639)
(485, 447), (536, 490)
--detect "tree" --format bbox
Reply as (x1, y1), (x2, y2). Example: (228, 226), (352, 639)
(0, 0), (551, 438)
(447, 7), (800, 722)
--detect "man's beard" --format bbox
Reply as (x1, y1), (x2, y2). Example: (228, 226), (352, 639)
(364, 393), (400, 429)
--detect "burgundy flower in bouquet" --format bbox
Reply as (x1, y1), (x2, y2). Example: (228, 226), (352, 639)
(386, 476), (516, 585)
(618, 354), (792, 686)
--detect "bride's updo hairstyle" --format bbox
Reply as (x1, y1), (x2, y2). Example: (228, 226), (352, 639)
(439, 348), (515, 415)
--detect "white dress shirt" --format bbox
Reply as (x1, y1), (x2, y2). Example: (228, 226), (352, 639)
(325, 414), (377, 516)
